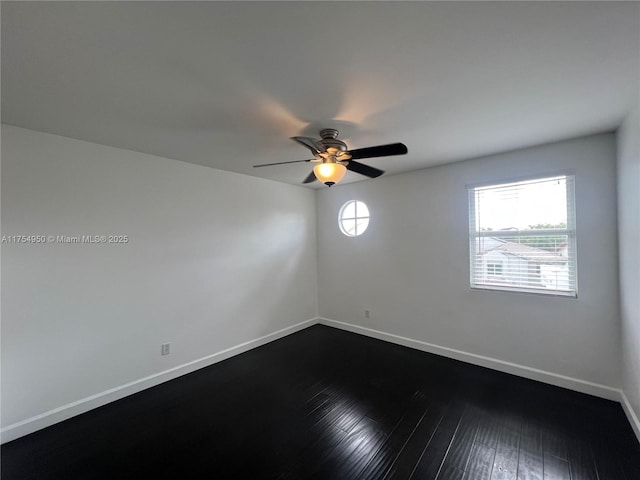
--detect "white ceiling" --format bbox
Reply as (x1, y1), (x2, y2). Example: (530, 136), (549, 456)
(2, 1), (639, 187)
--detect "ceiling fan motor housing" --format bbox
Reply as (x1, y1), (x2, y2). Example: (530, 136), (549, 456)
(318, 128), (349, 155)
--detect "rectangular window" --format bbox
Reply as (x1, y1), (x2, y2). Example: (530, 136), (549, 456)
(487, 263), (503, 276)
(468, 175), (577, 297)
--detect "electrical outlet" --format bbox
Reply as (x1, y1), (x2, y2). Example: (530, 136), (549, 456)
(364, 309), (370, 319)
(161, 343), (170, 356)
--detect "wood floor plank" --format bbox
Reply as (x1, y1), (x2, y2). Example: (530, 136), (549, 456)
(490, 414), (521, 480)
(464, 443), (496, 480)
(436, 464), (465, 480)
(543, 454), (571, 480)
(517, 415), (544, 480)
(474, 412), (503, 449)
(542, 426), (568, 461)
(436, 406), (481, 476)
(310, 415), (388, 480)
(565, 439), (598, 480)
(591, 438), (629, 480)
(384, 401), (446, 480)
(406, 401), (466, 480)
(356, 392), (431, 479)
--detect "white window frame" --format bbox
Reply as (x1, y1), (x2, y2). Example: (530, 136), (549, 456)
(468, 174), (577, 297)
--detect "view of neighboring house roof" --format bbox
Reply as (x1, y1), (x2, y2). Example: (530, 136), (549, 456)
(481, 238), (567, 263)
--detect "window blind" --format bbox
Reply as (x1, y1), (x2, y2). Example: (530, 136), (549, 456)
(468, 175), (577, 297)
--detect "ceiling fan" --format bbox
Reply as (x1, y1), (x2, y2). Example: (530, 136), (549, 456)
(253, 128), (408, 187)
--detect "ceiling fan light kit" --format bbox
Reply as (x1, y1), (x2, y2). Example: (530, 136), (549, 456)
(253, 128), (408, 187)
(313, 162), (347, 187)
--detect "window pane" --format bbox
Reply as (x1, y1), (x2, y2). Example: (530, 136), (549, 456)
(356, 218), (370, 235)
(342, 201), (356, 219)
(341, 219), (357, 236)
(474, 176), (568, 232)
(355, 201), (369, 218)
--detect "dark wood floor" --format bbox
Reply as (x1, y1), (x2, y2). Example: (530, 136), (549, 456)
(2, 325), (639, 479)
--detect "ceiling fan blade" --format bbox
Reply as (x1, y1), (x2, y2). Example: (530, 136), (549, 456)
(347, 160), (385, 178)
(302, 171), (317, 184)
(348, 143), (408, 160)
(253, 159), (312, 168)
(291, 136), (326, 154)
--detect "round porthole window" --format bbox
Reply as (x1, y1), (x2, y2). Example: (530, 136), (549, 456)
(339, 200), (370, 237)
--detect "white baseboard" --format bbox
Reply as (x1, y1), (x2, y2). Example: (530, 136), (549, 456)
(0, 318), (318, 444)
(318, 318), (621, 402)
(5, 318), (639, 446)
(620, 390), (640, 444)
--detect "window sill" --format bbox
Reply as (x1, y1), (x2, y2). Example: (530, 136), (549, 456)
(470, 284), (577, 298)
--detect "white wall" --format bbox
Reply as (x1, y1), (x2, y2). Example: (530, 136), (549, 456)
(317, 133), (620, 389)
(617, 106), (640, 426)
(1, 125), (317, 434)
